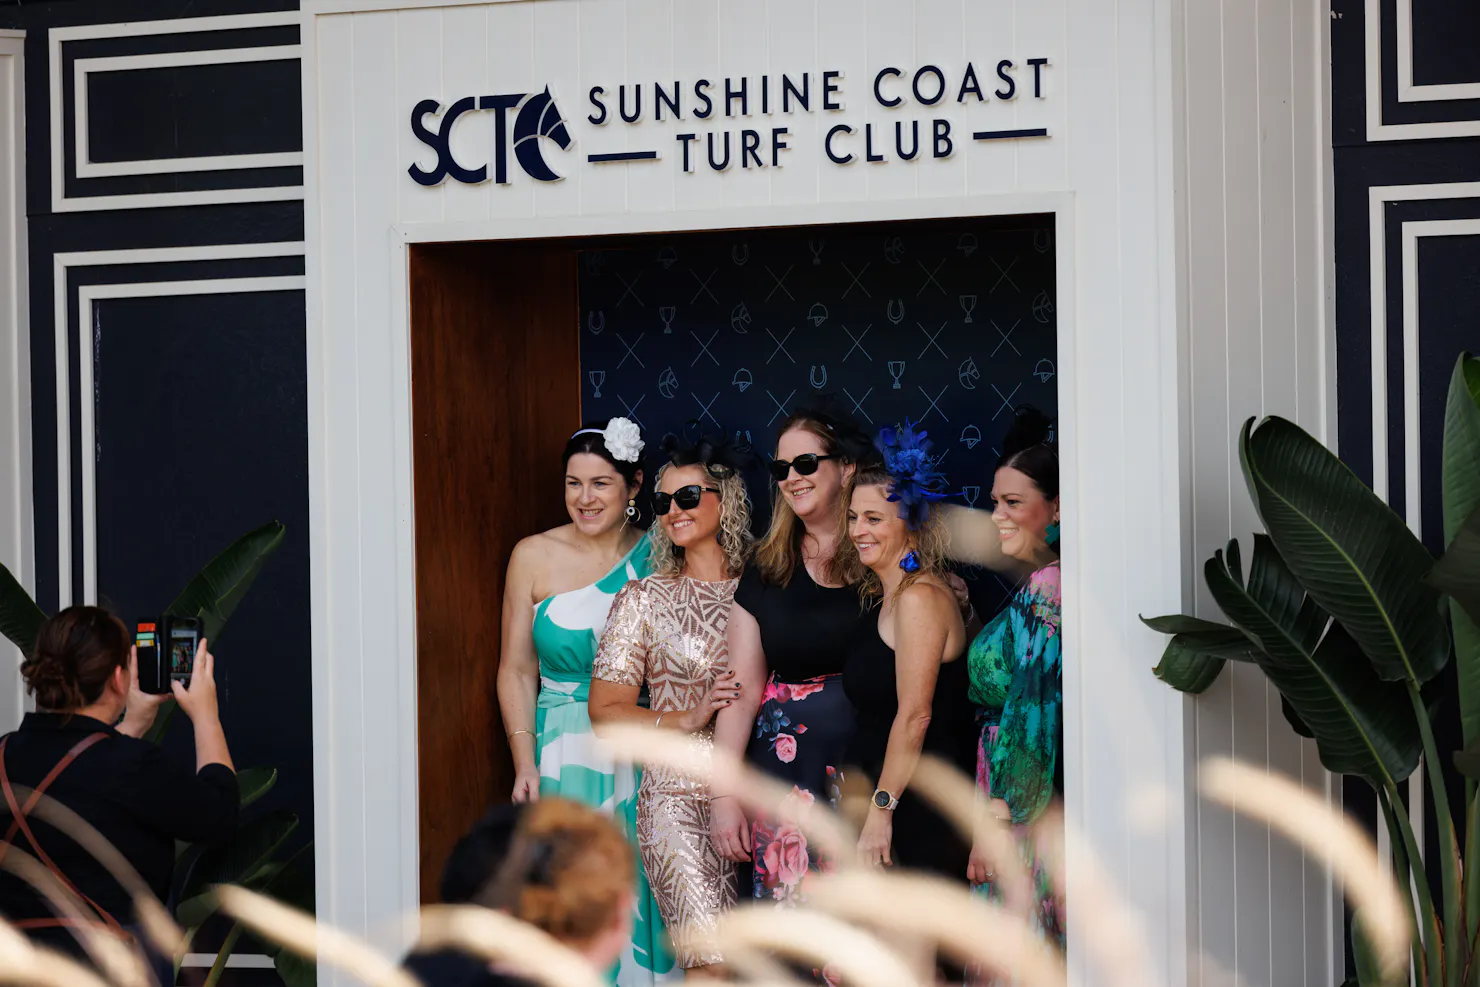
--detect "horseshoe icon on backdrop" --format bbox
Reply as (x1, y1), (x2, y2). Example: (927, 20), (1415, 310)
(732, 244), (750, 266)
(588, 311), (606, 335)
(810, 365), (828, 389)
(1034, 229), (1052, 254)
(886, 299), (906, 325)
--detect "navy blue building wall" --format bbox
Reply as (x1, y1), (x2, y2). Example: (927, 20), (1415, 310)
(1329, 0), (1480, 968)
(0, 2), (308, 981)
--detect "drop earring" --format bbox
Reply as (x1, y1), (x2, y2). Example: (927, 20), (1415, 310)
(626, 498), (638, 521)
(898, 550), (922, 574)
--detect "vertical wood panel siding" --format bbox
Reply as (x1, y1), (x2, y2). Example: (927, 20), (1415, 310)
(1174, 0), (1338, 983)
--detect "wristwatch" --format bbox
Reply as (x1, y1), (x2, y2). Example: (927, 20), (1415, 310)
(872, 788), (899, 811)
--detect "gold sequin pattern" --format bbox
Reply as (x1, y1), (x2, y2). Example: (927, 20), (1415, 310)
(593, 575), (740, 968)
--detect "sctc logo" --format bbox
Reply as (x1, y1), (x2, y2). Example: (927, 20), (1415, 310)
(408, 87), (571, 187)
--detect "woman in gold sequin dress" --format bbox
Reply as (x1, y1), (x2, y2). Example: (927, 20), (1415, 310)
(590, 435), (755, 979)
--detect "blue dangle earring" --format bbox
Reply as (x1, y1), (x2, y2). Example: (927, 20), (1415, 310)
(1045, 518), (1061, 551)
(898, 550), (922, 574)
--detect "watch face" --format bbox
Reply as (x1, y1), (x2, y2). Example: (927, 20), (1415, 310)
(873, 790), (891, 808)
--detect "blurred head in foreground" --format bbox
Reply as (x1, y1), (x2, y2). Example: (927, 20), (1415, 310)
(407, 797), (636, 986)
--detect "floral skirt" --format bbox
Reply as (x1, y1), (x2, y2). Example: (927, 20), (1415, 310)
(745, 673), (855, 904)
(974, 722), (1065, 948)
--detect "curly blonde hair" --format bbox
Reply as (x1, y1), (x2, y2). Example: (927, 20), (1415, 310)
(833, 466), (949, 606)
(646, 462), (753, 578)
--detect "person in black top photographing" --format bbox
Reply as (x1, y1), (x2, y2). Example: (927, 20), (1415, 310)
(0, 605), (239, 980)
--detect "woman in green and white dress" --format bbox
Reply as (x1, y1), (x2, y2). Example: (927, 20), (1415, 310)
(498, 418), (676, 985)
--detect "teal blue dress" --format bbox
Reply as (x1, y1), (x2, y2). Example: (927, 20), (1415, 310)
(530, 535), (676, 983)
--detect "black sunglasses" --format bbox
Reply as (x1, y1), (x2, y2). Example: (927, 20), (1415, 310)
(653, 484), (721, 515)
(768, 453), (838, 483)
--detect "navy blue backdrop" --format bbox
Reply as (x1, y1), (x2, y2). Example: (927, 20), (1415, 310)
(578, 217), (1057, 611)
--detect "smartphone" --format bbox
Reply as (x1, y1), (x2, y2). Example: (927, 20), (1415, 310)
(134, 621), (169, 695)
(166, 616), (201, 690)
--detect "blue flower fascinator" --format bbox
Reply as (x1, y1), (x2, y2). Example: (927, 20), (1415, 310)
(874, 422), (952, 530)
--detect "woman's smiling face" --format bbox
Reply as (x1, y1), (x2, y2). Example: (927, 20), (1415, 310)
(657, 463), (723, 549)
(847, 482), (909, 571)
(565, 452), (637, 536)
(990, 465), (1058, 562)
(775, 425), (847, 524)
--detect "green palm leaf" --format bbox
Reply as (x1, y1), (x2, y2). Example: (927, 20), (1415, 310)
(1441, 354), (1480, 752)
(177, 808), (299, 906)
(1203, 535), (1420, 788)
(1142, 612), (1259, 694)
(1239, 417), (1448, 686)
(165, 521), (286, 645)
(0, 564), (47, 658)
(236, 767), (278, 811)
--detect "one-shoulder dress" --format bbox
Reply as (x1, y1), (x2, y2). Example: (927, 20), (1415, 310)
(531, 537), (676, 984)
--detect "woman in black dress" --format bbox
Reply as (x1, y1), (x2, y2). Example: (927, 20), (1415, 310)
(709, 405), (874, 906)
(835, 428), (975, 879)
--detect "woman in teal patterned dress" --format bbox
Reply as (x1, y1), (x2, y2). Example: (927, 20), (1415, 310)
(955, 408), (1065, 950)
(497, 419), (676, 985)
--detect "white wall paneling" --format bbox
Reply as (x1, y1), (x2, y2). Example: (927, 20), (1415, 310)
(1172, 0), (1339, 981)
(48, 11), (305, 212)
(302, 1), (1337, 983)
(1364, 0), (1480, 140)
(50, 243), (308, 611)
(0, 29), (29, 736)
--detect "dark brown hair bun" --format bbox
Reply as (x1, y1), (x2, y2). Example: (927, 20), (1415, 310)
(21, 606), (130, 711)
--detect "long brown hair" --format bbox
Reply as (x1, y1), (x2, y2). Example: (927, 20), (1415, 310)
(834, 466), (949, 607)
(753, 409), (871, 587)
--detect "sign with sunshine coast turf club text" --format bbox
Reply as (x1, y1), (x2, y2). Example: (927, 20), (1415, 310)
(408, 58), (1055, 187)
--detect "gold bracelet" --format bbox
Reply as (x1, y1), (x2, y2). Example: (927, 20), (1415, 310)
(509, 729), (533, 740)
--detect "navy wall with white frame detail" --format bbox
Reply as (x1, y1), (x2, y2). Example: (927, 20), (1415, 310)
(1329, 0), (1480, 969)
(0, 1), (309, 982)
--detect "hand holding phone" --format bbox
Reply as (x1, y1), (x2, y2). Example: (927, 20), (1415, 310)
(171, 638), (219, 725)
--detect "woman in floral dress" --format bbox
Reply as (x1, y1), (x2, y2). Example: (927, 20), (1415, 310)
(710, 405), (876, 906)
(963, 407), (1065, 947)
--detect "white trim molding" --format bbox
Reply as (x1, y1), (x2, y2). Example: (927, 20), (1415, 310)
(1366, 181), (1480, 504)
(1395, 0), (1480, 103)
(49, 11), (304, 212)
(51, 242), (307, 609)
(0, 30), (30, 735)
(1365, 0), (1480, 141)
(73, 45), (304, 179)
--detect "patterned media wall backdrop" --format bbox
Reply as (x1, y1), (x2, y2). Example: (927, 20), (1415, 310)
(579, 218), (1057, 613)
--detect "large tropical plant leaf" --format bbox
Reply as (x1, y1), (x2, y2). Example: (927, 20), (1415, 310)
(1441, 354), (1480, 751)
(177, 808), (298, 906)
(275, 949), (316, 987)
(1143, 613), (1259, 693)
(0, 563), (47, 658)
(236, 767), (278, 811)
(1431, 507), (1480, 627)
(1203, 535), (1421, 788)
(1239, 417), (1449, 686)
(165, 521), (286, 645)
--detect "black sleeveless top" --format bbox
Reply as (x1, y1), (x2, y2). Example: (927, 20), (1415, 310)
(733, 564), (866, 681)
(841, 608), (975, 881)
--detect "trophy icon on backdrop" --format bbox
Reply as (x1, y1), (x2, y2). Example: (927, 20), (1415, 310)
(960, 295), (978, 324)
(888, 361), (906, 390)
(589, 370), (605, 398)
(659, 305), (677, 334)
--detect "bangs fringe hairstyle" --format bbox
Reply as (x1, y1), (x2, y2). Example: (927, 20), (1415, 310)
(754, 403), (875, 587)
(646, 431), (755, 578)
(835, 465), (949, 607)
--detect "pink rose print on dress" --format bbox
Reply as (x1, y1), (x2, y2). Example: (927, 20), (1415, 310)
(787, 680), (826, 701)
(763, 823), (810, 887)
(774, 733), (798, 763)
(821, 963), (843, 986)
